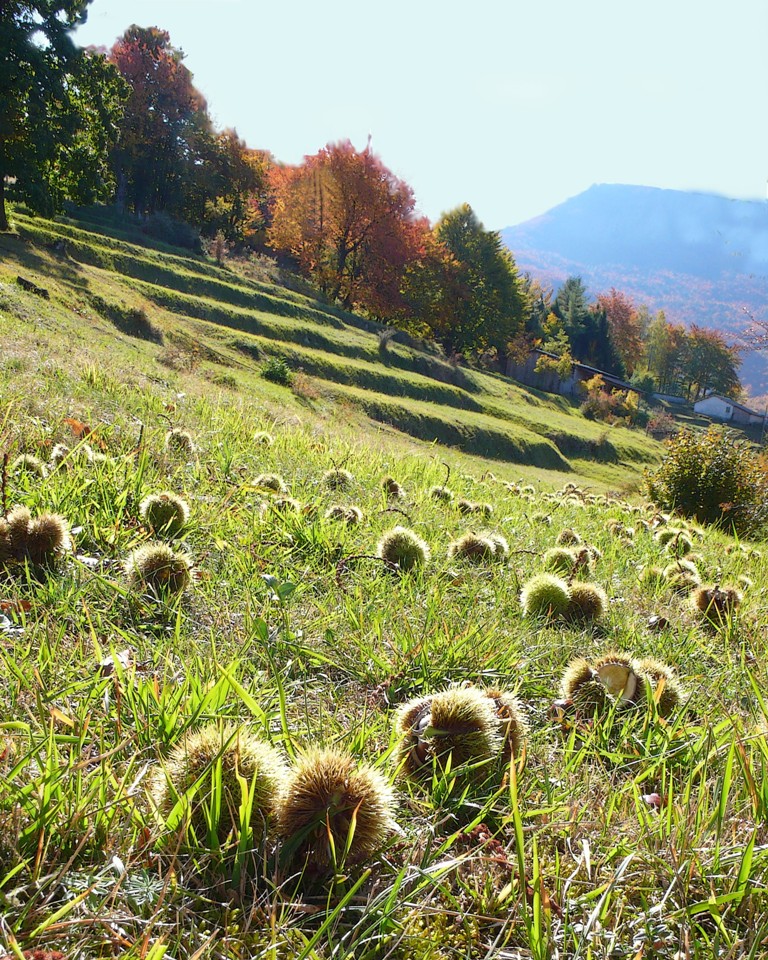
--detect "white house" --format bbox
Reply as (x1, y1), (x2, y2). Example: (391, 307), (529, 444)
(693, 393), (766, 426)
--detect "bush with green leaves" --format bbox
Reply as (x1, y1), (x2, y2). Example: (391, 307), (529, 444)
(261, 356), (292, 386)
(646, 427), (768, 536)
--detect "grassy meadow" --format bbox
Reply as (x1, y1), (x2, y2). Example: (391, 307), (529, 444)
(0, 211), (767, 959)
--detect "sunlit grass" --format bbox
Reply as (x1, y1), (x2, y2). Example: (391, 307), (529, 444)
(0, 210), (767, 958)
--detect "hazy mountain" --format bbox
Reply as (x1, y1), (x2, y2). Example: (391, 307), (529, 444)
(501, 184), (768, 395)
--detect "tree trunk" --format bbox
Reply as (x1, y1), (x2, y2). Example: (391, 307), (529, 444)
(0, 172), (8, 232)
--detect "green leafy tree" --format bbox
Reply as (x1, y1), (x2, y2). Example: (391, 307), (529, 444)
(45, 51), (127, 210)
(683, 325), (742, 401)
(196, 130), (272, 245)
(400, 229), (462, 339)
(645, 311), (686, 395)
(0, 1), (125, 228)
(520, 272), (552, 338)
(434, 204), (526, 358)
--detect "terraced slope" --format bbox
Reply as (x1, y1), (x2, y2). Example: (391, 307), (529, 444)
(2, 209), (663, 486)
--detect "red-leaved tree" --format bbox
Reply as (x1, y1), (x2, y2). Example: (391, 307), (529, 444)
(267, 140), (425, 317)
(109, 26), (210, 217)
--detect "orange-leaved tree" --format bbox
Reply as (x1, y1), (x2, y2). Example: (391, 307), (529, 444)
(267, 140), (425, 317)
(596, 288), (643, 375)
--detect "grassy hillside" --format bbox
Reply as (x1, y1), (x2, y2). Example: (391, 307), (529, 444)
(1, 208), (664, 490)
(0, 210), (767, 959)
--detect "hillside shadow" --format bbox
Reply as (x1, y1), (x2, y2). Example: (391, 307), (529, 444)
(1, 231), (91, 290)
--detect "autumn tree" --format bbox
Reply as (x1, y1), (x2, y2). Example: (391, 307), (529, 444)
(400, 229), (462, 339)
(192, 129), (272, 244)
(109, 26), (211, 217)
(683, 325), (742, 401)
(0, 1), (125, 229)
(268, 140), (424, 317)
(597, 288), (643, 375)
(645, 311), (682, 393)
(434, 204), (526, 359)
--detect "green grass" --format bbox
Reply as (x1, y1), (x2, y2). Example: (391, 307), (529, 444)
(3, 207), (766, 959)
(1, 207), (664, 487)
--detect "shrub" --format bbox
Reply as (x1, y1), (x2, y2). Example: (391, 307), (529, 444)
(140, 211), (201, 251)
(261, 356), (292, 386)
(646, 427), (768, 536)
(646, 411), (678, 440)
(579, 376), (641, 425)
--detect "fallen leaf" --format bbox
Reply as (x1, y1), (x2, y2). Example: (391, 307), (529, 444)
(0, 599), (32, 614)
(50, 706), (75, 728)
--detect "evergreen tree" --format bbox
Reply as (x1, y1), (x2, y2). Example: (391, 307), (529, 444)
(551, 277), (624, 375)
(552, 276), (590, 345)
(579, 303), (626, 377)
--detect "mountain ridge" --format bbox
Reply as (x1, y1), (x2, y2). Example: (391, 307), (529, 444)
(501, 183), (768, 394)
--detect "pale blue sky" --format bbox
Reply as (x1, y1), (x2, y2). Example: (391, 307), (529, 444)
(75, 0), (768, 230)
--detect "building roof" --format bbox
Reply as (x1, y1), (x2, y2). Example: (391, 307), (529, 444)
(533, 349), (640, 393)
(694, 393), (766, 418)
